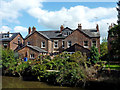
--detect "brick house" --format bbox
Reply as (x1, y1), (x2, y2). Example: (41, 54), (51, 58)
(18, 24), (100, 59)
(0, 32), (24, 51)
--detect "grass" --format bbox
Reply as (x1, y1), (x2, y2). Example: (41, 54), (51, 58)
(104, 64), (120, 70)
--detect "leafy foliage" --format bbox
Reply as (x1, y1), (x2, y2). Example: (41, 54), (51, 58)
(100, 38), (108, 56)
(90, 46), (100, 64)
(109, 24), (120, 58)
(1, 48), (98, 87)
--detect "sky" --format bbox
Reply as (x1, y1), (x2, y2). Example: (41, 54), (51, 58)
(0, 0), (118, 43)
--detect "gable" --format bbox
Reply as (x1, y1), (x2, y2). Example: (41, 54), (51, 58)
(25, 31), (49, 40)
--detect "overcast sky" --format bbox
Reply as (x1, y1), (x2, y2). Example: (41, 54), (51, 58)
(0, 0), (118, 42)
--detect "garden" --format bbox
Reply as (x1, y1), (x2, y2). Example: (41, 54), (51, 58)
(1, 43), (120, 89)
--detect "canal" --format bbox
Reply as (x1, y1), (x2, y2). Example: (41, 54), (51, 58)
(2, 76), (84, 89)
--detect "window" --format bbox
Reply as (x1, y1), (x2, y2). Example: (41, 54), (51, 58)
(18, 37), (20, 44)
(67, 41), (72, 48)
(84, 41), (88, 48)
(3, 34), (9, 38)
(27, 42), (31, 45)
(54, 40), (58, 48)
(92, 40), (97, 47)
(3, 43), (8, 48)
(62, 40), (65, 48)
(30, 54), (34, 59)
(67, 32), (69, 35)
(41, 41), (45, 48)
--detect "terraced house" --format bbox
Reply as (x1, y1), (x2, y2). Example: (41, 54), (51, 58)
(18, 24), (100, 60)
(0, 32), (24, 51)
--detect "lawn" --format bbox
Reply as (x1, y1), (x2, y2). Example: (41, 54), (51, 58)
(105, 65), (120, 70)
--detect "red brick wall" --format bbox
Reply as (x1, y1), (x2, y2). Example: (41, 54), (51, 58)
(10, 34), (24, 51)
(25, 32), (48, 51)
(18, 46), (39, 60)
(64, 30), (100, 53)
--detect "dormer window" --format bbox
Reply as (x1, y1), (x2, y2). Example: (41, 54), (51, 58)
(3, 34), (9, 38)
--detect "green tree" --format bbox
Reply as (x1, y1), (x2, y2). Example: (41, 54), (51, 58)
(2, 48), (19, 75)
(100, 38), (108, 60)
(90, 45), (100, 64)
(109, 24), (120, 58)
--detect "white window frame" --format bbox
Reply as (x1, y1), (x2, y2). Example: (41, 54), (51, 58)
(54, 40), (58, 48)
(30, 54), (35, 59)
(3, 34), (9, 38)
(3, 43), (8, 48)
(67, 41), (72, 48)
(41, 41), (45, 48)
(18, 37), (20, 43)
(62, 40), (65, 48)
(92, 40), (97, 47)
(84, 41), (89, 48)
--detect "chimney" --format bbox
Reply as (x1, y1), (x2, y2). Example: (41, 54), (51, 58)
(78, 24), (82, 30)
(96, 24), (99, 32)
(28, 27), (31, 34)
(32, 26), (36, 32)
(60, 25), (64, 33)
(7, 31), (10, 34)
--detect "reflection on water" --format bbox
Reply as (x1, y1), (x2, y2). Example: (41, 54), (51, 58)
(2, 76), (84, 89)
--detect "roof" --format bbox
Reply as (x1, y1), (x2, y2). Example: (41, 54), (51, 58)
(0, 33), (20, 42)
(25, 27), (100, 40)
(39, 30), (66, 39)
(39, 28), (100, 39)
(27, 45), (47, 53)
(82, 29), (100, 38)
(63, 43), (90, 52)
(25, 31), (50, 40)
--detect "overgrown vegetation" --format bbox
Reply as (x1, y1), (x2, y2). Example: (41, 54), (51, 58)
(1, 47), (102, 87)
(89, 45), (100, 65)
(109, 24), (120, 59)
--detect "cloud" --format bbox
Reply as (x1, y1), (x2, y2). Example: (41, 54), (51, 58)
(14, 26), (28, 33)
(0, 26), (12, 33)
(27, 6), (117, 39)
(0, 0), (118, 40)
(0, 0), (44, 23)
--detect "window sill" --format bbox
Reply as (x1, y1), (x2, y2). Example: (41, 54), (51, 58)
(84, 46), (89, 48)
(41, 47), (45, 48)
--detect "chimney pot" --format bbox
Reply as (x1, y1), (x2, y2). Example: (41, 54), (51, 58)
(28, 27), (31, 34)
(78, 24), (82, 30)
(96, 24), (99, 32)
(7, 31), (10, 34)
(60, 25), (64, 33)
(32, 26), (36, 32)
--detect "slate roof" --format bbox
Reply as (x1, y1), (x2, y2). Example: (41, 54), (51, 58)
(39, 31), (66, 39)
(27, 45), (47, 53)
(0, 33), (20, 42)
(25, 27), (100, 40)
(82, 29), (100, 38)
(25, 31), (50, 39)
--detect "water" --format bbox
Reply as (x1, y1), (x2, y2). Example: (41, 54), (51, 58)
(2, 76), (84, 89)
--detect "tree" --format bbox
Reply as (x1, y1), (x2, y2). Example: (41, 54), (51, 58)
(109, 24), (120, 59)
(100, 38), (108, 60)
(90, 45), (100, 64)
